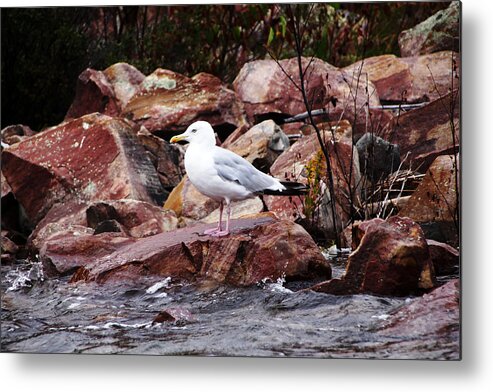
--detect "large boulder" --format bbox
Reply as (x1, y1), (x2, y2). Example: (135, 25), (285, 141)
(233, 56), (391, 136)
(399, 154), (459, 246)
(123, 69), (248, 135)
(65, 63), (145, 120)
(1, 113), (168, 225)
(263, 129), (361, 238)
(390, 90), (459, 172)
(311, 216), (436, 296)
(43, 217), (333, 286)
(343, 51), (459, 103)
(222, 120), (290, 172)
(398, 2), (460, 57)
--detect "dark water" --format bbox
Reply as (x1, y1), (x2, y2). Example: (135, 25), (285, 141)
(1, 255), (459, 359)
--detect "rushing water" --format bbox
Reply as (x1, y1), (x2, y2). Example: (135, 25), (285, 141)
(1, 255), (459, 359)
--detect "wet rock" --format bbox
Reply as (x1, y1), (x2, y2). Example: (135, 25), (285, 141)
(311, 216), (436, 296)
(68, 217), (331, 286)
(343, 51), (459, 103)
(153, 307), (195, 324)
(263, 130), (361, 238)
(40, 232), (135, 277)
(123, 69), (248, 134)
(1, 124), (36, 146)
(136, 127), (184, 190)
(233, 56), (389, 136)
(398, 2), (460, 57)
(379, 279), (459, 339)
(390, 91), (459, 172)
(399, 154), (459, 246)
(222, 120), (290, 172)
(356, 133), (400, 183)
(2, 113), (168, 225)
(427, 239), (459, 276)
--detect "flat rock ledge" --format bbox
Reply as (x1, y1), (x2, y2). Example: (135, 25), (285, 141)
(42, 217), (332, 286)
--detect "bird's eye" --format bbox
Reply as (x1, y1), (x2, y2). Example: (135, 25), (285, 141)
(191, 129), (197, 133)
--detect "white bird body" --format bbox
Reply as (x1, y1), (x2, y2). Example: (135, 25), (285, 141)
(171, 121), (306, 236)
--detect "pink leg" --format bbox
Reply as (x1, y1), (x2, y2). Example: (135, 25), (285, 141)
(204, 202), (223, 235)
(208, 201), (231, 237)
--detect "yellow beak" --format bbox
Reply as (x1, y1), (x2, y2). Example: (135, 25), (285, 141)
(170, 134), (187, 143)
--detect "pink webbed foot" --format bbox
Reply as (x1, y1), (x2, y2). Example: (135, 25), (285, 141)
(203, 227), (221, 235)
(207, 230), (230, 237)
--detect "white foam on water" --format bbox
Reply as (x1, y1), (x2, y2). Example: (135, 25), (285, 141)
(145, 277), (172, 294)
(6, 262), (45, 292)
(372, 314), (390, 321)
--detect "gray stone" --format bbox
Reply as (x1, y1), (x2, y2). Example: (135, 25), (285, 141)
(356, 133), (400, 183)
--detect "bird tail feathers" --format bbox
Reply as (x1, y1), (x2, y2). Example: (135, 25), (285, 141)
(262, 181), (309, 196)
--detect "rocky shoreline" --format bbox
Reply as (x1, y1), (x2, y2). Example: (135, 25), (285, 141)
(1, 3), (460, 357)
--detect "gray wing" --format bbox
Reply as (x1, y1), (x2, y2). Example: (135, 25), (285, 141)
(212, 147), (280, 193)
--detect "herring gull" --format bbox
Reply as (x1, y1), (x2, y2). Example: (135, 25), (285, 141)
(170, 121), (307, 236)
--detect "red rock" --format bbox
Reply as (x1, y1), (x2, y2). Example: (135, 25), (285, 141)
(398, 2), (460, 57)
(2, 113), (167, 224)
(68, 217), (331, 286)
(390, 91), (459, 172)
(1, 233), (19, 255)
(28, 201), (89, 251)
(40, 231), (135, 277)
(263, 130), (361, 237)
(343, 51), (459, 103)
(103, 62), (146, 109)
(401, 51), (460, 103)
(65, 69), (120, 119)
(399, 154), (460, 246)
(136, 127), (184, 190)
(87, 199), (178, 238)
(65, 63), (146, 120)
(29, 199), (178, 252)
(427, 239), (459, 276)
(153, 307), (195, 324)
(123, 69), (248, 134)
(379, 279), (459, 341)
(311, 216), (436, 296)
(1, 124), (36, 146)
(233, 57), (388, 135)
